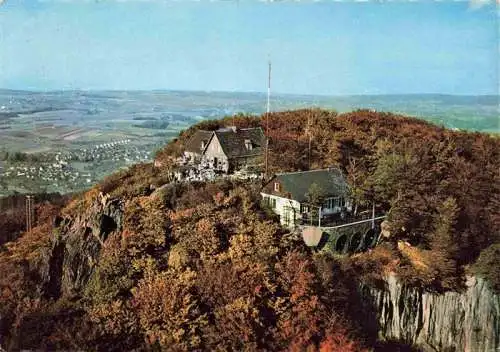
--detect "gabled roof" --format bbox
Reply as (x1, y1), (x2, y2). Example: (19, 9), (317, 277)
(213, 127), (266, 159)
(184, 130), (214, 154)
(263, 168), (350, 203)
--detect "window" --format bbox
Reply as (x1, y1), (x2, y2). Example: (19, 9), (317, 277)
(263, 196), (276, 209)
(244, 139), (253, 150)
(300, 204), (309, 213)
(324, 197), (345, 209)
(283, 207), (291, 226)
(271, 198), (276, 208)
(262, 196), (269, 206)
(274, 182), (280, 192)
(324, 198), (334, 209)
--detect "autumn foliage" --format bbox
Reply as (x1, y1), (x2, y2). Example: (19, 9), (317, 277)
(157, 109), (500, 290)
(1, 109), (499, 350)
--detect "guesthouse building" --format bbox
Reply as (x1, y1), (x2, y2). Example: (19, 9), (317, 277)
(261, 168), (352, 228)
(182, 126), (266, 173)
(202, 126), (266, 173)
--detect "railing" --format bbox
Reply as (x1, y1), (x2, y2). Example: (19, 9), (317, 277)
(318, 215), (387, 230)
(296, 209), (380, 228)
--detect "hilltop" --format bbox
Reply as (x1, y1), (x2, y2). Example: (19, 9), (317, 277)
(0, 109), (499, 350)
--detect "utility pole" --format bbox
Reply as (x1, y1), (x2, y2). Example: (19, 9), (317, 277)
(25, 195), (34, 232)
(371, 201), (375, 229)
(307, 109), (312, 170)
(318, 206), (321, 228)
(267, 60), (271, 114)
(264, 60), (271, 179)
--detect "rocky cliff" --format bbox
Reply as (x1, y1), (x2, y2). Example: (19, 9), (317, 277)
(40, 193), (124, 298)
(363, 274), (500, 352)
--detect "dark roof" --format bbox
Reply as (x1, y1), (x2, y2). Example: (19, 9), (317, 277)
(264, 168), (350, 203)
(185, 130), (213, 154)
(214, 127), (266, 158)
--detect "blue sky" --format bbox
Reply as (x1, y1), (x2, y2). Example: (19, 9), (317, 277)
(0, 0), (498, 95)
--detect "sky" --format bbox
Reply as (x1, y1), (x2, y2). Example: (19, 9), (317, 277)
(0, 0), (498, 95)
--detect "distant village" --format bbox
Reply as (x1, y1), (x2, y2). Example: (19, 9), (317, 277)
(0, 139), (156, 195)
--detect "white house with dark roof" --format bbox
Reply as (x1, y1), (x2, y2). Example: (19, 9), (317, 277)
(203, 126), (265, 173)
(261, 168), (352, 228)
(182, 126), (266, 173)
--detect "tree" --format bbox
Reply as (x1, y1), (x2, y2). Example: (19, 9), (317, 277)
(428, 197), (461, 290)
(305, 183), (326, 226)
(346, 156), (366, 215)
(132, 267), (207, 350)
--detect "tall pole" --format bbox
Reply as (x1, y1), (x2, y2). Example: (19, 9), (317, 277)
(26, 195), (33, 232)
(267, 60), (271, 114)
(30, 195), (33, 232)
(265, 60), (271, 179)
(318, 206), (321, 228)
(26, 195), (29, 232)
(372, 201), (375, 229)
(308, 109), (312, 170)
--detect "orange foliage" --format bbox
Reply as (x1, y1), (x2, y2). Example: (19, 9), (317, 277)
(132, 268), (205, 349)
(3, 109), (499, 350)
(319, 329), (367, 352)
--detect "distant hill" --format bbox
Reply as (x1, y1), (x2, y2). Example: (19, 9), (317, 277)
(1, 89), (498, 132)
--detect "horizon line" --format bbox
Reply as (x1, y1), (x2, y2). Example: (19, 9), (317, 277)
(0, 88), (497, 98)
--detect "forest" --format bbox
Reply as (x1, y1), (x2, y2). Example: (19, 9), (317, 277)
(0, 109), (499, 350)
(157, 109), (500, 290)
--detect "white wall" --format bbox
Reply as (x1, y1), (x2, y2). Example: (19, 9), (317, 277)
(261, 193), (300, 228)
(262, 193), (353, 228)
(203, 136), (229, 172)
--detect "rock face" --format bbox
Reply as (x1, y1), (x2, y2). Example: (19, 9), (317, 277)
(363, 274), (500, 352)
(40, 194), (124, 298)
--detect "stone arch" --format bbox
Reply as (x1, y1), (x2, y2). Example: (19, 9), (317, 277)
(362, 229), (377, 250)
(335, 235), (348, 253)
(348, 232), (363, 253)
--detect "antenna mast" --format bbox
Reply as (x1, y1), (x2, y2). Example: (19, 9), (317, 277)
(308, 109), (312, 169)
(267, 60), (271, 114)
(265, 60), (271, 178)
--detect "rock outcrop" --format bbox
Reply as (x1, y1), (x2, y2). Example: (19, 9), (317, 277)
(40, 194), (124, 298)
(363, 274), (500, 352)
